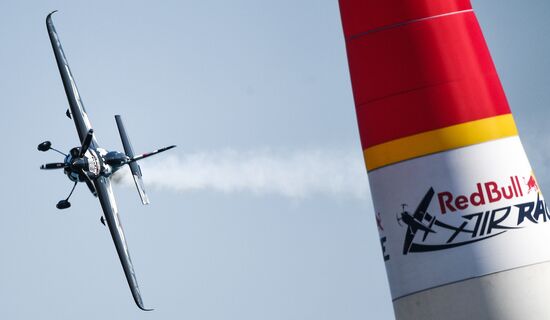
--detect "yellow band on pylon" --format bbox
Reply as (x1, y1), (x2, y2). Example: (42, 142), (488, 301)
(364, 114), (518, 171)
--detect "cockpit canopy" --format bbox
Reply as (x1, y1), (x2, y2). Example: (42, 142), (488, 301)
(104, 151), (129, 166)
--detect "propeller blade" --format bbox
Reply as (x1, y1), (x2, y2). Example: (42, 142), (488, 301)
(41, 162), (66, 170)
(79, 129), (94, 157)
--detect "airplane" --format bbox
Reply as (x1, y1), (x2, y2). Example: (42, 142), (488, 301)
(38, 11), (175, 311)
(397, 188), (437, 254)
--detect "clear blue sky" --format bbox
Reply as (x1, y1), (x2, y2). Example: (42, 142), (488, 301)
(0, 0), (549, 319)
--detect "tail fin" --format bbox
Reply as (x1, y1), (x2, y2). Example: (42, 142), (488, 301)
(115, 115), (150, 205)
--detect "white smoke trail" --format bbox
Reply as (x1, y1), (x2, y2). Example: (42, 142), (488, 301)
(112, 148), (370, 199)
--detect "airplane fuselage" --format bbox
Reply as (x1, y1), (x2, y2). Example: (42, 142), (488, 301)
(400, 211), (436, 234)
(64, 147), (128, 183)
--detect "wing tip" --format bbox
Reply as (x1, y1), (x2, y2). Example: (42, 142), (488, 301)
(135, 296), (154, 311)
(138, 305), (154, 312)
(141, 196), (150, 205)
(46, 10), (58, 22)
(46, 10), (58, 30)
(163, 145), (177, 152)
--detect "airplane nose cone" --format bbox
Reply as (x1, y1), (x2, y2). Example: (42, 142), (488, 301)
(72, 158), (88, 170)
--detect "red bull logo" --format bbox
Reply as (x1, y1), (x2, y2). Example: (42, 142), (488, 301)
(437, 176), (524, 214)
(391, 187), (548, 257)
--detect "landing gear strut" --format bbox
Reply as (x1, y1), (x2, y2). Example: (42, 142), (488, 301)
(57, 181), (77, 210)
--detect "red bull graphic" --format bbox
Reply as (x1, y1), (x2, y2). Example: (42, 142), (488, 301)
(398, 185), (547, 256)
(368, 138), (550, 300)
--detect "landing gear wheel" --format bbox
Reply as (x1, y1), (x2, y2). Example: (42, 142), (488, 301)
(56, 200), (71, 209)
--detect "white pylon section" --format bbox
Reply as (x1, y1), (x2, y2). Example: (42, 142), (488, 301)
(371, 136), (550, 302)
(393, 261), (550, 319)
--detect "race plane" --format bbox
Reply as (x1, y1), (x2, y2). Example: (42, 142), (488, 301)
(39, 11), (175, 311)
(397, 188), (437, 255)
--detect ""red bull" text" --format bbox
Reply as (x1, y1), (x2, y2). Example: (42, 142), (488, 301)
(438, 176), (525, 214)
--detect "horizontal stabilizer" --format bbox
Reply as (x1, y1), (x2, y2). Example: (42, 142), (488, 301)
(130, 145), (176, 163)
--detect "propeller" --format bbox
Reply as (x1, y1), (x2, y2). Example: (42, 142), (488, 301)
(39, 129), (94, 170)
(41, 162), (66, 170)
(38, 129), (96, 210)
(79, 129), (94, 157)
